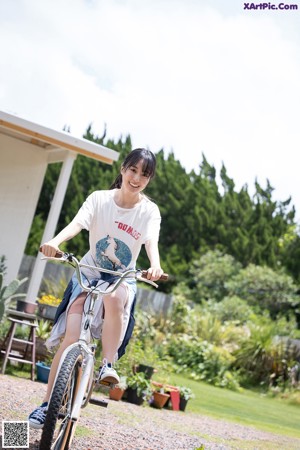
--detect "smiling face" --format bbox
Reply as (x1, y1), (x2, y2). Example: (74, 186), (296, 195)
(121, 158), (151, 195)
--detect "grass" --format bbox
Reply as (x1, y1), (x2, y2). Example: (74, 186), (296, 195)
(168, 373), (300, 439)
(75, 424), (96, 438)
(4, 364), (34, 379)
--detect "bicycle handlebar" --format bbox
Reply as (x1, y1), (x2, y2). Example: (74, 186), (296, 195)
(39, 249), (168, 295)
(140, 270), (169, 282)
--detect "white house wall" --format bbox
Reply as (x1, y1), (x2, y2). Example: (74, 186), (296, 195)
(0, 133), (48, 282)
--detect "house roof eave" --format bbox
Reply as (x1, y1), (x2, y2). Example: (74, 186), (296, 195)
(0, 111), (119, 165)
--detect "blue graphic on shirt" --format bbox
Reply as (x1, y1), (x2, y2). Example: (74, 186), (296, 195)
(95, 235), (132, 270)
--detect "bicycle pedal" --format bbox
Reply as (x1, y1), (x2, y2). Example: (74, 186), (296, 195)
(89, 397), (108, 408)
(98, 379), (111, 387)
(95, 378), (116, 389)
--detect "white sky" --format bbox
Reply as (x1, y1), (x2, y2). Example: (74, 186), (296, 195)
(1, 0), (300, 219)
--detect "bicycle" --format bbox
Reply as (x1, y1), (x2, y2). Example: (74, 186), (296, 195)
(38, 252), (168, 450)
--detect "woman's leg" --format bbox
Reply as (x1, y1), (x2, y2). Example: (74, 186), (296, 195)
(101, 283), (128, 363)
(43, 294), (86, 402)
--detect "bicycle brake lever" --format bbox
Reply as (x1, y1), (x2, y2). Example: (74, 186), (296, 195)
(136, 276), (158, 288)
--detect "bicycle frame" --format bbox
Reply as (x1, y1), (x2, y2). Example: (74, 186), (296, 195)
(44, 253), (160, 424)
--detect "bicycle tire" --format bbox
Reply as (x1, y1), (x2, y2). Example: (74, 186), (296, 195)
(39, 346), (83, 450)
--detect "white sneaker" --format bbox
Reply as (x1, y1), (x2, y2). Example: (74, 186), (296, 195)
(99, 360), (120, 385)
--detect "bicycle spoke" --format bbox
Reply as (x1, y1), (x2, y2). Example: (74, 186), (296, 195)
(51, 415), (70, 448)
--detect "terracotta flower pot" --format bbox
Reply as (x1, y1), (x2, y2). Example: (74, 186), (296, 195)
(16, 300), (37, 315)
(109, 387), (125, 401)
(152, 391), (170, 409)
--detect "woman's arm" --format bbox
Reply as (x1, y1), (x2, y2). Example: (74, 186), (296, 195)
(40, 220), (82, 257)
(144, 239), (163, 281)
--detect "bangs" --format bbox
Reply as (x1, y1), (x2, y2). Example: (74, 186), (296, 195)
(140, 156), (156, 178)
(123, 149), (156, 179)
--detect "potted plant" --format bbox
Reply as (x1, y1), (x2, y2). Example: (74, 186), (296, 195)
(37, 294), (62, 320)
(109, 376), (127, 401)
(136, 363), (155, 380)
(151, 384), (170, 409)
(178, 386), (195, 412)
(37, 275), (67, 320)
(126, 372), (152, 406)
(135, 344), (161, 380)
(124, 339), (158, 380)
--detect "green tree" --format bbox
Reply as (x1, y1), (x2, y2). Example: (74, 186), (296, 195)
(24, 214), (45, 256)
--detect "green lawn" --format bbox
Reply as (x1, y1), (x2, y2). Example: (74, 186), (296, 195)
(168, 373), (300, 438)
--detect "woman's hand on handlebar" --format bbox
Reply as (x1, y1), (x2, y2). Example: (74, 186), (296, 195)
(145, 266), (164, 281)
(40, 240), (62, 258)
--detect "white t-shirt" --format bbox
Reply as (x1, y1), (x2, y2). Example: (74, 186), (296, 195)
(73, 189), (161, 277)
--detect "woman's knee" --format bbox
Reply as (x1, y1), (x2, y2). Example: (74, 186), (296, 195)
(61, 332), (79, 347)
(104, 292), (126, 315)
(63, 313), (82, 344)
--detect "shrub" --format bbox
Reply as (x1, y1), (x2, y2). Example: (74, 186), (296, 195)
(0, 274), (27, 323)
(190, 250), (242, 302)
(233, 322), (299, 387)
(167, 335), (240, 390)
(35, 319), (52, 340)
(169, 283), (194, 334)
(204, 296), (253, 324)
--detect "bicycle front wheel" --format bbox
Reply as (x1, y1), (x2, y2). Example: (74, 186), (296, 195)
(39, 346), (83, 450)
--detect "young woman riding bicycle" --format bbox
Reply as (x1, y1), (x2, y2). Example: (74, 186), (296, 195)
(29, 148), (164, 429)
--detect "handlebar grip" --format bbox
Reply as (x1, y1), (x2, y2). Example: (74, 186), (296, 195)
(39, 246), (64, 258)
(141, 270), (169, 281)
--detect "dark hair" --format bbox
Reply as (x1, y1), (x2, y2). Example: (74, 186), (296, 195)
(110, 148), (156, 189)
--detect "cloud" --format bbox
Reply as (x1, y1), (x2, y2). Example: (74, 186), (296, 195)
(0, 0), (300, 213)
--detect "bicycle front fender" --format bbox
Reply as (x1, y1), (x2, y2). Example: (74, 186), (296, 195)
(70, 354), (94, 420)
